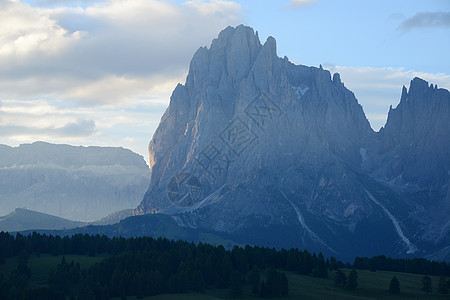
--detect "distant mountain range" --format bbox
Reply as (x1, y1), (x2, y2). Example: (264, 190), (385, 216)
(133, 25), (450, 260)
(0, 208), (85, 232)
(0, 207), (135, 232)
(0, 142), (150, 221)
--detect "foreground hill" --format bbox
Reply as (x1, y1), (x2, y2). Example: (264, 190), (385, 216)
(135, 25), (450, 260)
(0, 142), (150, 221)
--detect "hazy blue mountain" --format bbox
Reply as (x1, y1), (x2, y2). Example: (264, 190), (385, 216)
(0, 142), (150, 221)
(0, 208), (86, 232)
(0, 207), (141, 233)
(134, 25), (450, 260)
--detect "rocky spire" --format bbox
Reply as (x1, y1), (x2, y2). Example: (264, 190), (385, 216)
(378, 77), (450, 188)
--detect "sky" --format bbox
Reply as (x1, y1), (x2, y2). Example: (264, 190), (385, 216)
(0, 0), (449, 164)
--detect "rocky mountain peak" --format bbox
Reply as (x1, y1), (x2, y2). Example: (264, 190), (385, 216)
(409, 77), (430, 94)
(138, 24), (375, 230)
(137, 25), (450, 259)
(186, 25), (264, 90)
(374, 77), (450, 190)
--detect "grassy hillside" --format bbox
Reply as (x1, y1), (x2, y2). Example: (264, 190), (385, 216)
(116, 269), (450, 300)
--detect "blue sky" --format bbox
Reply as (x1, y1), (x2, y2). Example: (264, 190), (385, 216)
(0, 0), (449, 163)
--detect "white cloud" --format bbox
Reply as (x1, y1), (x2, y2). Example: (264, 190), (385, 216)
(0, 0), (243, 105)
(0, 0), (77, 56)
(62, 74), (184, 105)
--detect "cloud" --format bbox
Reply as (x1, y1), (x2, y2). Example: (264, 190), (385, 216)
(288, 0), (317, 8)
(0, 96), (166, 162)
(0, 118), (96, 138)
(184, 0), (241, 16)
(0, 0), (78, 56)
(59, 119), (96, 136)
(323, 64), (450, 130)
(0, 0), (243, 106)
(32, 0), (99, 8)
(398, 11), (450, 32)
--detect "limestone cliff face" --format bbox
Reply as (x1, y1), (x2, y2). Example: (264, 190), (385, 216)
(136, 25), (450, 258)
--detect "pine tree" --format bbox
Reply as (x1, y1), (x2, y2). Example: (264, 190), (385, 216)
(389, 276), (400, 294)
(329, 256), (339, 271)
(347, 269), (358, 290)
(259, 280), (268, 298)
(438, 276), (448, 294)
(281, 272), (289, 297)
(86, 290), (96, 300)
(266, 268), (282, 297)
(313, 253), (328, 278)
(229, 270), (243, 298)
(247, 268), (260, 295)
(422, 275), (432, 294)
(334, 270), (347, 287)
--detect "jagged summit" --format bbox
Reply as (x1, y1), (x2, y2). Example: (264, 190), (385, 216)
(137, 25), (450, 259)
(186, 25), (277, 91)
(374, 77), (450, 189)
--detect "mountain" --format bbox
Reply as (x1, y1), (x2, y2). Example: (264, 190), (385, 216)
(0, 207), (139, 233)
(0, 208), (86, 232)
(366, 78), (450, 247)
(135, 25), (449, 260)
(90, 208), (135, 226)
(0, 142), (150, 221)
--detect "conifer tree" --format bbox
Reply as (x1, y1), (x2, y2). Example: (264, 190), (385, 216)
(389, 276), (400, 294)
(334, 270), (347, 287)
(229, 270), (243, 298)
(422, 275), (432, 294)
(347, 269), (358, 290)
(438, 276), (448, 294)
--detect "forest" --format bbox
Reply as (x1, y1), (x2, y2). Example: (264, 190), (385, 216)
(0, 232), (450, 299)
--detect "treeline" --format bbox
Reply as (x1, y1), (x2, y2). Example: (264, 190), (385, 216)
(1, 231), (450, 299)
(1, 232), (300, 299)
(353, 255), (450, 276)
